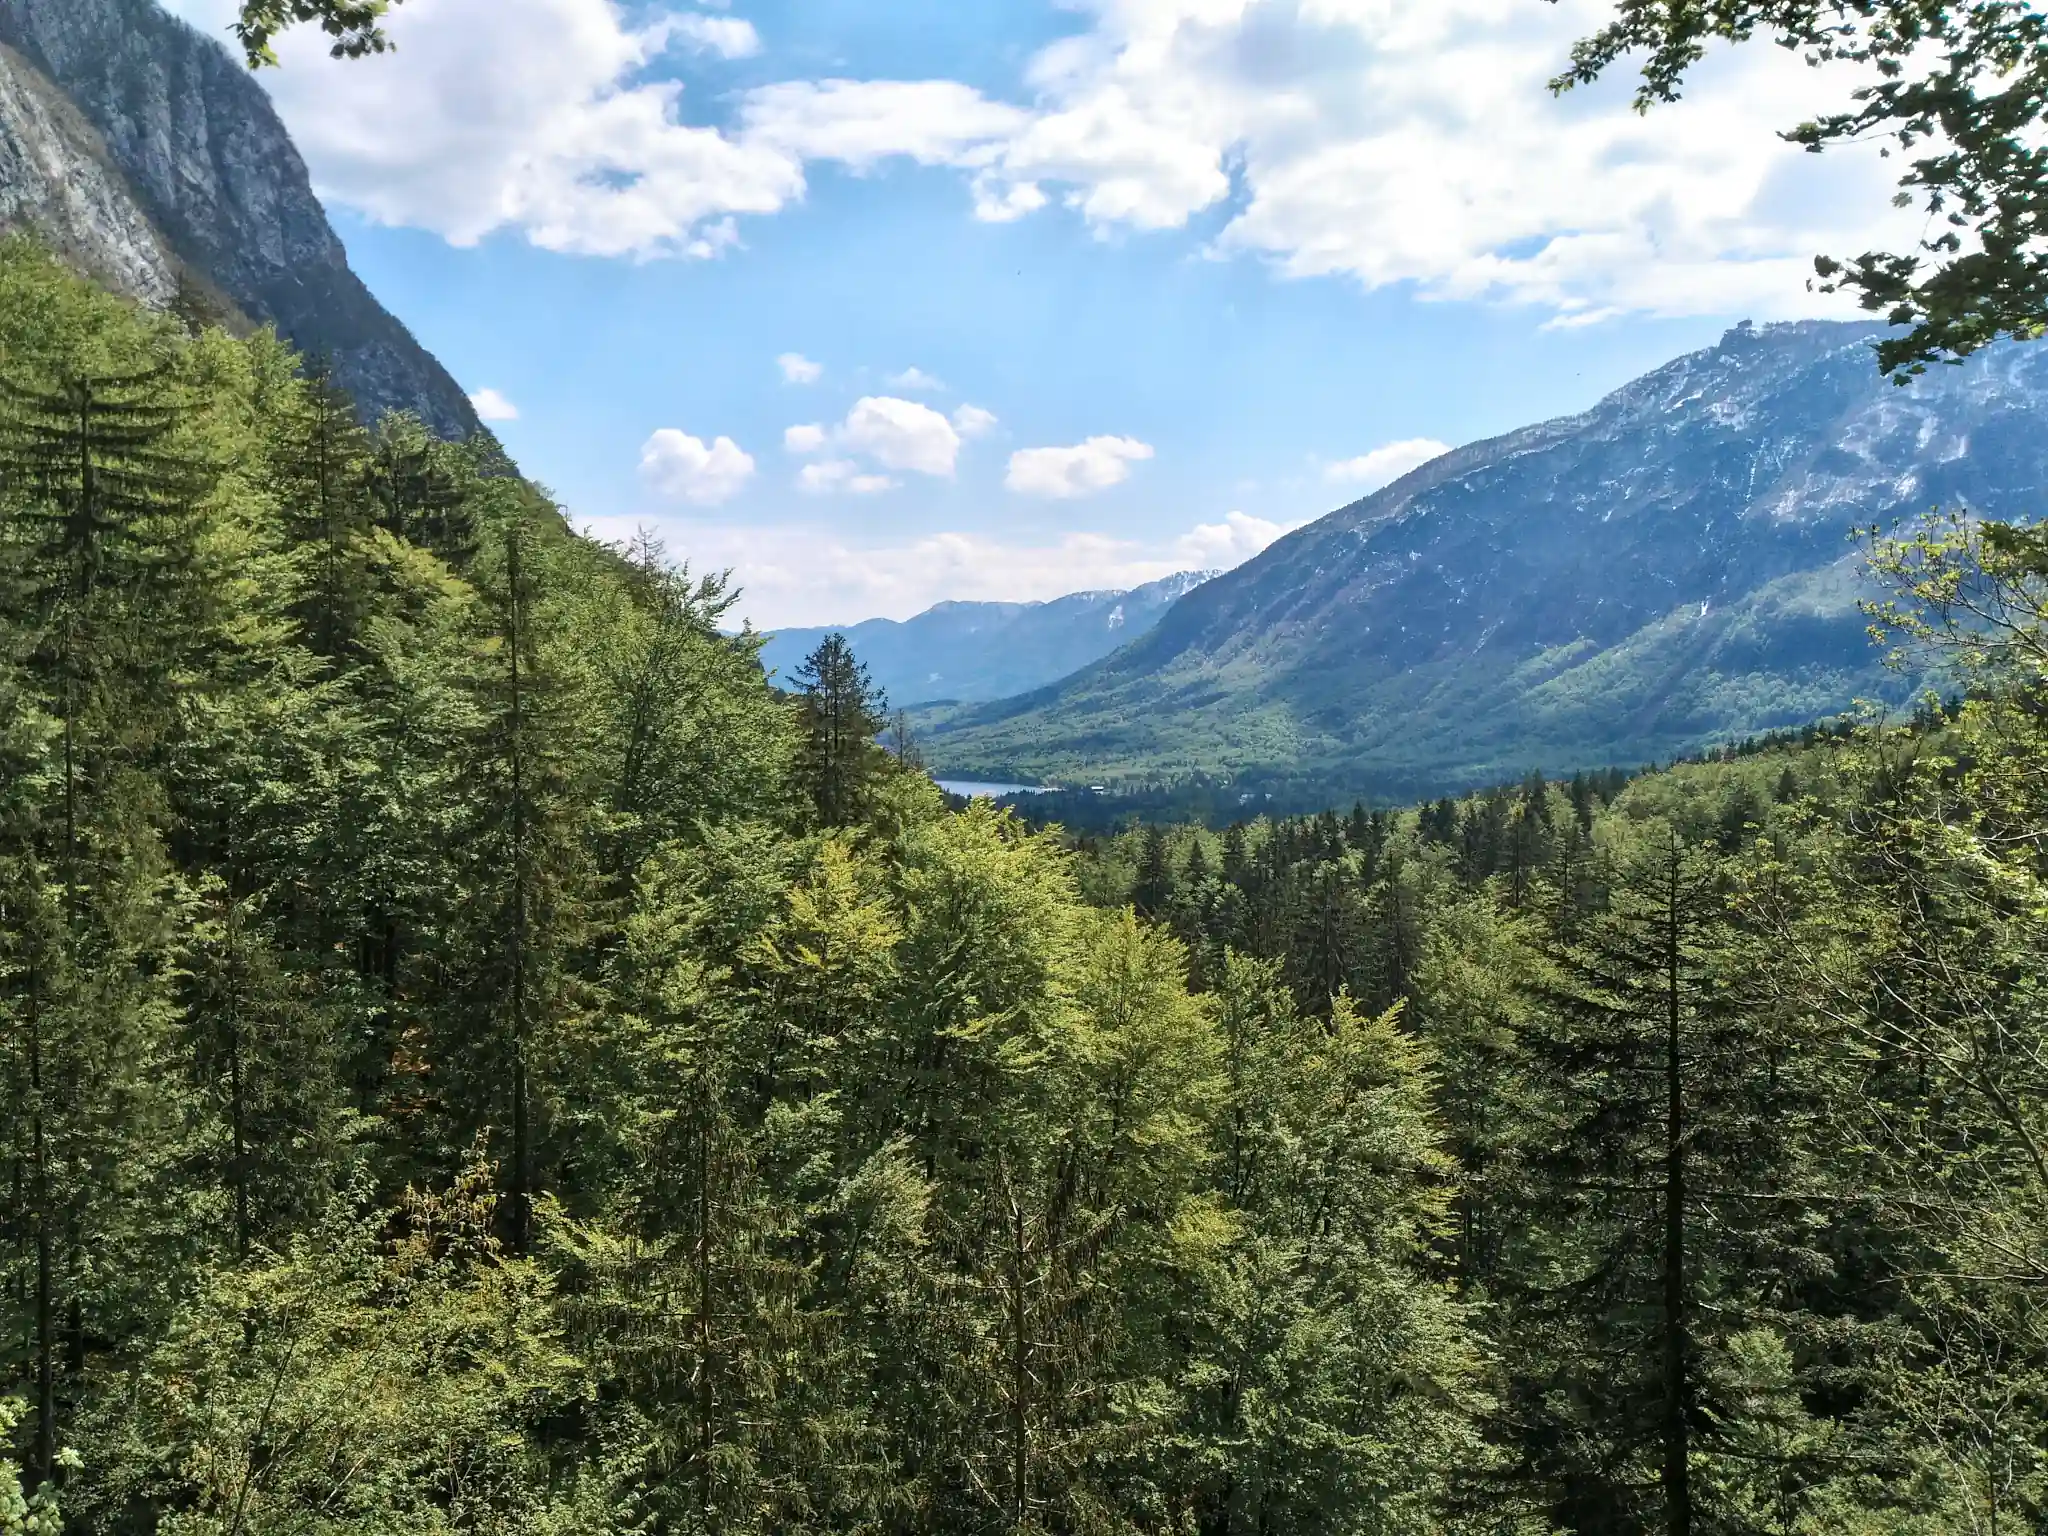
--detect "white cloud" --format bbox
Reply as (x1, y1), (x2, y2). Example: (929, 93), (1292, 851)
(237, 0), (803, 259)
(778, 352), (823, 384)
(782, 397), (998, 489)
(580, 513), (1253, 628)
(951, 404), (998, 439)
(1006, 435), (1154, 499)
(639, 428), (756, 505)
(954, 0), (1916, 320)
(888, 366), (945, 391)
(197, 0), (1921, 319)
(671, 11), (760, 60)
(1323, 437), (1451, 491)
(797, 459), (897, 496)
(738, 79), (1028, 170)
(840, 395), (962, 476)
(468, 386), (520, 421)
(1174, 510), (1292, 569)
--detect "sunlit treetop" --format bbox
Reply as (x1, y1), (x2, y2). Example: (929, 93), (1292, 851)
(1556, 0), (2048, 377)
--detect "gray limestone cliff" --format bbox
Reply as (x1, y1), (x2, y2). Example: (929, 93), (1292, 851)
(0, 0), (478, 437)
(0, 40), (181, 307)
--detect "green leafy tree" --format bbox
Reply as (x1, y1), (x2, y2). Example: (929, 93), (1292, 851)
(1562, 0), (2048, 374)
(233, 0), (406, 68)
(1176, 953), (1494, 1536)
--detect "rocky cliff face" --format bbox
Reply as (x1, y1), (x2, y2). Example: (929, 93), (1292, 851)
(0, 40), (181, 307)
(0, 0), (478, 437)
(929, 322), (2048, 795)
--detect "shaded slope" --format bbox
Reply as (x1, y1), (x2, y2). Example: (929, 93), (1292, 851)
(928, 322), (2048, 796)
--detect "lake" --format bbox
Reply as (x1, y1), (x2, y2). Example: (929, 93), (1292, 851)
(935, 779), (1056, 799)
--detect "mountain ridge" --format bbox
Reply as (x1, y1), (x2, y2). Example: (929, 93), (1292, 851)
(926, 319), (2047, 797)
(0, 0), (478, 436)
(759, 570), (1214, 707)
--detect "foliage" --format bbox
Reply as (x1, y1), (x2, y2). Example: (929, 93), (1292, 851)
(1, 238), (2046, 1536)
(1562, 0), (2048, 375)
(233, 1), (403, 69)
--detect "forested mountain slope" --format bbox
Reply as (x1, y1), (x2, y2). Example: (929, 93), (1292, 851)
(760, 570), (1211, 705)
(0, 0), (478, 435)
(929, 320), (2048, 796)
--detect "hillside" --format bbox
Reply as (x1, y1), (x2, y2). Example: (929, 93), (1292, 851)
(0, 0), (478, 436)
(759, 570), (1211, 705)
(927, 320), (2048, 797)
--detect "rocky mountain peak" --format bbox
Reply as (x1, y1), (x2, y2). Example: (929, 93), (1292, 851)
(0, 0), (478, 437)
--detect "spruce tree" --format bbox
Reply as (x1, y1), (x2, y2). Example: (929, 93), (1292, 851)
(269, 363), (373, 656)
(1512, 825), (1836, 1534)
(0, 360), (212, 1481)
(793, 634), (887, 829)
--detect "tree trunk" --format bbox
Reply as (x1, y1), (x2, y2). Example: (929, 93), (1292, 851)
(29, 964), (52, 1487)
(1661, 845), (1692, 1536)
(507, 522), (531, 1255)
(1008, 1175), (1030, 1531)
(696, 1050), (716, 1536)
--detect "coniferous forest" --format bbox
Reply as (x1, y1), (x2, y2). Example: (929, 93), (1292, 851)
(2, 228), (2048, 1536)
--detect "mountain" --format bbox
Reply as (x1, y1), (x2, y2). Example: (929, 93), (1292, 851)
(927, 321), (2048, 799)
(759, 570), (1214, 706)
(0, 0), (478, 437)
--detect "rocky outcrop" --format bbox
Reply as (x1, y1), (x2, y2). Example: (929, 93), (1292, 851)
(0, 40), (181, 307)
(0, 0), (478, 437)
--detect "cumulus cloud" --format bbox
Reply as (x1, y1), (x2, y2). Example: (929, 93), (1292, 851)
(779, 396), (995, 491)
(951, 404), (999, 439)
(887, 366), (945, 391)
(1324, 438), (1451, 491)
(1006, 435), (1154, 499)
(1174, 510), (1292, 569)
(840, 396), (963, 476)
(216, 0), (802, 259)
(670, 11), (760, 60)
(737, 79), (1028, 170)
(778, 352), (823, 384)
(639, 428), (756, 505)
(961, 0), (1915, 320)
(468, 386), (520, 421)
(797, 459), (896, 496)
(177, 0), (1920, 318)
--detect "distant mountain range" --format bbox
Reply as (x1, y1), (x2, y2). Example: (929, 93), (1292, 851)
(0, 0), (479, 436)
(925, 320), (2048, 799)
(759, 571), (1213, 707)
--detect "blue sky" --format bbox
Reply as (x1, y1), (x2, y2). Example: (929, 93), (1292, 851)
(165, 0), (1910, 626)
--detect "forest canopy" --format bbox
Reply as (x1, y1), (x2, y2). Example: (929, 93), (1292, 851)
(0, 238), (2044, 1533)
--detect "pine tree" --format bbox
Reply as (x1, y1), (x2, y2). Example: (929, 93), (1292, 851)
(0, 359), (213, 1481)
(1134, 824), (1175, 915)
(1511, 825), (1836, 1535)
(1221, 821), (1250, 886)
(364, 410), (478, 565)
(268, 363), (373, 656)
(1179, 952), (1492, 1534)
(793, 634), (887, 829)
